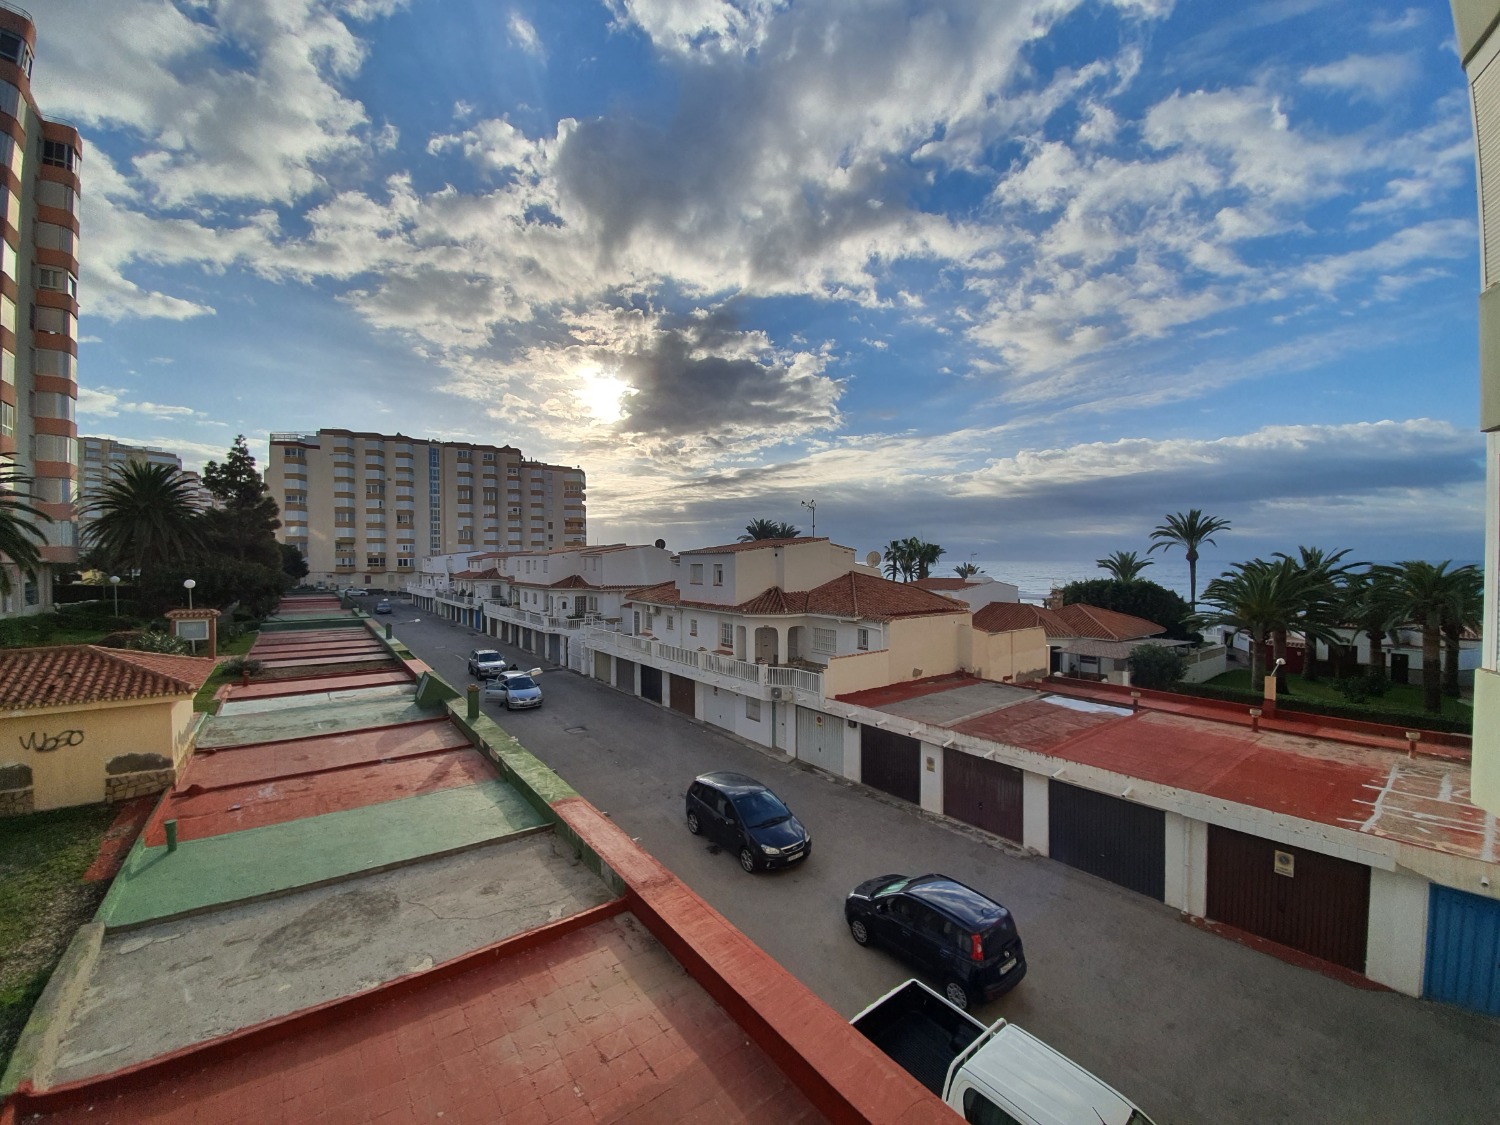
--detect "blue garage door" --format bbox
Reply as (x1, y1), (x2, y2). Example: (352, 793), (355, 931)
(1425, 885), (1500, 1017)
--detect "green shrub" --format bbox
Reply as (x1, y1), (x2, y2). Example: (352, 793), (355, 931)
(122, 631), (192, 655)
(1127, 644), (1189, 691)
(1335, 674), (1390, 705)
(222, 656), (264, 678)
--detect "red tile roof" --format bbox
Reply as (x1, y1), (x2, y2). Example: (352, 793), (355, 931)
(547, 574), (597, 589)
(912, 577), (971, 590)
(972, 602), (1163, 640)
(0, 646), (217, 710)
(1052, 603), (1163, 640)
(629, 572), (966, 623)
(452, 568), (501, 580)
(679, 536), (822, 555)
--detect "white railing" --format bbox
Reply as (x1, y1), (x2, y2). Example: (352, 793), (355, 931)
(583, 624), (823, 700)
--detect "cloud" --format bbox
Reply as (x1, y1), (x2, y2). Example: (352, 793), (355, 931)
(508, 11), (545, 56)
(78, 387), (205, 420)
(1301, 53), (1419, 102)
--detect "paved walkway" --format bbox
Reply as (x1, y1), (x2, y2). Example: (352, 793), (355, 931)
(97, 780), (548, 928)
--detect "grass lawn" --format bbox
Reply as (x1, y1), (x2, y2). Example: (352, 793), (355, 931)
(0, 803), (118, 1077)
(1206, 670), (1472, 722)
(192, 630), (259, 713)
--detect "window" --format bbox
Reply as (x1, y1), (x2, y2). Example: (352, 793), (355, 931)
(812, 627), (837, 655)
(712, 563), (724, 586)
(42, 140), (80, 172)
(482, 451), (495, 462)
(396, 512), (413, 527)
(367, 556), (386, 568)
(0, 400), (12, 439)
(961, 1087), (1021, 1125)
(335, 509), (355, 526)
(36, 267), (78, 299)
(457, 487), (472, 501)
(397, 558), (413, 569)
(857, 628), (870, 651)
(456, 449), (471, 461)
(0, 30), (33, 77)
(689, 619), (698, 637)
(745, 697), (761, 722)
(690, 563), (703, 584)
(666, 614), (674, 631)
(283, 447), (306, 462)
(719, 623), (733, 648)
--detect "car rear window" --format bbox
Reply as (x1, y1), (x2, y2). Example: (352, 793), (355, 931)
(981, 918), (1018, 960)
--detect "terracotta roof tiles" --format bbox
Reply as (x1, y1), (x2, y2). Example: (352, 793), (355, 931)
(972, 601), (1163, 640)
(0, 646), (217, 710)
(972, 603), (1061, 634)
(627, 572), (965, 623)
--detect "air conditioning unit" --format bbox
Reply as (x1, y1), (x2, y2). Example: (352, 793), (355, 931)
(769, 687), (785, 701)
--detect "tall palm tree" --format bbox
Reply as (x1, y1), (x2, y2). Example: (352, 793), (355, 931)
(0, 473), (51, 598)
(82, 462), (205, 577)
(953, 561), (983, 578)
(1148, 509), (1231, 607)
(1375, 561), (1479, 714)
(737, 518), (800, 542)
(882, 539), (909, 581)
(909, 538), (945, 580)
(1096, 550), (1154, 582)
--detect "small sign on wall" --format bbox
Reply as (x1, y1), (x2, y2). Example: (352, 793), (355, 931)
(1274, 849), (1296, 878)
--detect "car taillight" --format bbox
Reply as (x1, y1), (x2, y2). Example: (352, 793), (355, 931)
(970, 932), (984, 963)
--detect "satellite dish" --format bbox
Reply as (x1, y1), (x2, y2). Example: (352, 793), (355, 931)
(865, 551), (880, 567)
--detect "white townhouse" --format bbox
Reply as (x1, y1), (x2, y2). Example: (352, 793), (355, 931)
(582, 538), (1049, 768)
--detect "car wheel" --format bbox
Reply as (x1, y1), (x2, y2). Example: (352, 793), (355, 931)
(849, 918), (870, 946)
(943, 980), (972, 1011)
(686, 811), (701, 835)
(738, 847), (758, 874)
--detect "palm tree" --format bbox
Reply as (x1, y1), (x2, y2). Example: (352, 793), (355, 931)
(1148, 509), (1232, 607)
(82, 462), (205, 577)
(1375, 561), (1479, 714)
(0, 473), (51, 598)
(1440, 566), (1483, 698)
(909, 538), (945, 580)
(1195, 558), (1331, 688)
(953, 561), (983, 578)
(1096, 550), (1154, 582)
(1340, 569), (1403, 680)
(883, 539), (908, 581)
(1272, 547), (1362, 681)
(738, 518), (800, 542)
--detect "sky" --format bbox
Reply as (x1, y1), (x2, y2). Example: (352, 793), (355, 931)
(33, 0), (1489, 570)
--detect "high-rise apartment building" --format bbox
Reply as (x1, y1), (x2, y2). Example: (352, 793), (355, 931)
(1, 4), (81, 614)
(267, 430), (586, 587)
(1452, 0), (1500, 814)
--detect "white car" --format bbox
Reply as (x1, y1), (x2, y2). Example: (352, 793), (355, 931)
(483, 669), (543, 710)
(467, 649), (507, 678)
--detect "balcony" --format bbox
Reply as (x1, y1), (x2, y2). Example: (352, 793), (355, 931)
(583, 625), (824, 703)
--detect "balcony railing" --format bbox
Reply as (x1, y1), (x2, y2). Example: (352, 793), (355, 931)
(584, 623), (823, 702)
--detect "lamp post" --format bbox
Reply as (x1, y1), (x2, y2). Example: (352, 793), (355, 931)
(109, 575), (120, 617)
(183, 578), (196, 610)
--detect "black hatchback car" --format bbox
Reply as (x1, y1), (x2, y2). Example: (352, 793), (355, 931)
(845, 874), (1026, 1010)
(685, 772), (811, 873)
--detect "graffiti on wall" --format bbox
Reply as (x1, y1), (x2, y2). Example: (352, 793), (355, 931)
(19, 729), (85, 752)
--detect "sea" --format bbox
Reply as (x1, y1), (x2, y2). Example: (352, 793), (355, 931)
(970, 559), (1195, 604)
(970, 558), (1484, 606)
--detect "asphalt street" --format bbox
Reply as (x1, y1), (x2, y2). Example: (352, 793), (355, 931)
(381, 601), (1500, 1124)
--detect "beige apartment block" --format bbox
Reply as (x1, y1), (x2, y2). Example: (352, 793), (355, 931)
(0, 5), (81, 615)
(1451, 0), (1500, 813)
(267, 429), (586, 588)
(77, 439), (213, 532)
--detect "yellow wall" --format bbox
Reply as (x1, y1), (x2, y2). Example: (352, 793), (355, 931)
(0, 695), (195, 811)
(971, 626), (1049, 683)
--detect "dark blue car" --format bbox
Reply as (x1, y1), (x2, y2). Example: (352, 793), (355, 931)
(685, 771), (811, 873)
(845, 873), (1026, 1010)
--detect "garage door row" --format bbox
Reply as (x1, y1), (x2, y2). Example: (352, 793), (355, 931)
(859, 728), (1500, 1018)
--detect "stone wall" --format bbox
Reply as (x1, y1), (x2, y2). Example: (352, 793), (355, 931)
(103, 768), (174, 803)
(0, 762), (33, 817)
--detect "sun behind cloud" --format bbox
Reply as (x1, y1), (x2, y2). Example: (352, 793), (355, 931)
(572, 364), (633, 425)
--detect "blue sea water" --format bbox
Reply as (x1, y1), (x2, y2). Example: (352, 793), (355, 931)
(970, 559), (1197, 604)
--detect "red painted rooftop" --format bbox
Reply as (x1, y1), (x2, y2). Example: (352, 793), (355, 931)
(842, 676), (1497, 863)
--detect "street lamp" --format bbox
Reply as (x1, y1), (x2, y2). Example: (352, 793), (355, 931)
(183, 578), (196, 609)
(109, 575), (120, 617)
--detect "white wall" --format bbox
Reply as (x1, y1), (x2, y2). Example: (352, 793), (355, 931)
(1022, 773), (1049, 854)
(1365, 868), (1429, 997)
(919, 742), (943, 814)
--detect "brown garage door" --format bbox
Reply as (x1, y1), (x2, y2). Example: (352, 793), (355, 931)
(593, 653), (612, 683)
(1049, 782), (1165, 901)
(861, 726), (920, 804)
(669, 673), (696, 717)
(944, 750), (1022, 843)
(1207, 825), (1370, 972)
